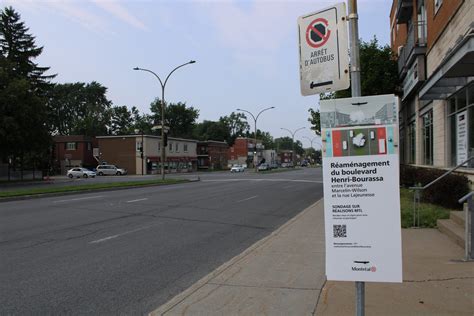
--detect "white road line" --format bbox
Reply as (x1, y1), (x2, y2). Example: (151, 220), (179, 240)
(236, 195), (258, 203)
(89, 224), (157, 244)
(126, 198), (148, 203)
(202, 179), (323, 183)
(53, 195), (104, 203)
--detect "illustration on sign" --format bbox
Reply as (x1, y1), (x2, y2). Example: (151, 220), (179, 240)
(298, 3), (349, 96)
(320, 94), (402, 283)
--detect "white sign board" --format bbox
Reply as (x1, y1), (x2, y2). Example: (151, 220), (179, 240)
(298, 3), (349, 96)
(320, 94), (402, 283)
(456, 110), (468, 165)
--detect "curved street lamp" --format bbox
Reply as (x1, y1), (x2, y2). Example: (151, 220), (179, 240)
(133, 60), (196, 180)
(281, 127), (305, 166)
(236, 106), (275, 172)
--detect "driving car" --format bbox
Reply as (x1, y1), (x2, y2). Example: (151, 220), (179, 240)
(96, 164), (127, 176)
(257, 163), (270, 171)
(67, 167), (96, 178)
(230, 165), (245, 173)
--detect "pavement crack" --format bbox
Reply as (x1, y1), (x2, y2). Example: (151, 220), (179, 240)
(403, 276), (474, 283)
(206, 282), (319, 291)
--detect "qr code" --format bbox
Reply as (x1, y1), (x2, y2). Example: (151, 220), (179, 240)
(333, 225), (347, 238)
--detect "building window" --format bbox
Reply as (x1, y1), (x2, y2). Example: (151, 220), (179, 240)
(434, 0), (443, 14)
(422, 110), (433, 165)
(66, 142), (76, 150)
(87, 142), (92, 150)
(136, 141), (143, 152)
(175, 143), (179, 152)
(169, 142), (173, 152)
(447, 84), (474, 167)
(184, 144), (188, 152)
(407, 121), (416, 164)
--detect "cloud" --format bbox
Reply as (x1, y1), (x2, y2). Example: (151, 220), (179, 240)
(91, 0), (148, 31)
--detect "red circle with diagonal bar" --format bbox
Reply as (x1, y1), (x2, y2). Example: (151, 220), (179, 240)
(305, 18), (331, 48)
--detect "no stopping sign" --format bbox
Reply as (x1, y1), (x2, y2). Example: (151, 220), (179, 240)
(305, 18), (331, 48)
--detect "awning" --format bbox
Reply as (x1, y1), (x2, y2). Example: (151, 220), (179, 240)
(419, 31), (474, 100)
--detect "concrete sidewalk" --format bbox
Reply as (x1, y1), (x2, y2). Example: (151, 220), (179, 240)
(150, 199), (474, 316)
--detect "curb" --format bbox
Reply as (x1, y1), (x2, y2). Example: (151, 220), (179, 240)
(150, 198), (324, 316)
(0, 178), (200, 203)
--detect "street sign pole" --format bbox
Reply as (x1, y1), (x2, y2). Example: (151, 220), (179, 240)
(348, 0), (364, 315)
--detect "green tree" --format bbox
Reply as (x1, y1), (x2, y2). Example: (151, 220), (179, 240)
(150, 99), (199, 138)
(219, 112), (250, 145)
(47, 82), (112, 136)
(0, 7), (54, 173)
(110, 105), (133, 135)
(309, 37), (398, 131)
(247, 129), (274, 149)
(193, 120), (229, 141)
(274, 137), (304, 156)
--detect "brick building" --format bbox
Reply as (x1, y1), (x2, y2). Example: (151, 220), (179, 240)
(97, 135), (197, 175)
(227, 137), (263, 168)
(390, 0), (473, 180)
(53, 135), (97, 174)
(197, 141), (229, 170)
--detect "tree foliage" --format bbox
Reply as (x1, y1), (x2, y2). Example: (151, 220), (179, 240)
(150, 99), (199, 138)
(274, 137), (304, 155)
(47, 82), (112, 136)
(0, 7), (53, 167)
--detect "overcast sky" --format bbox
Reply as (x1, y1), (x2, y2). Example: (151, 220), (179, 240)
(2, 0), (393, 148)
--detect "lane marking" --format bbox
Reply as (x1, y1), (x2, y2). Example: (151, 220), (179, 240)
(202, 179), (323, 183)
(53, 195), (104, 203)
(126, 198), (148, 203)
(236, 195), (258, 203)
(89, 224), (157, 244)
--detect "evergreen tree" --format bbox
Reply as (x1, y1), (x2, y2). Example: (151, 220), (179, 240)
(0, 7), (54, 173)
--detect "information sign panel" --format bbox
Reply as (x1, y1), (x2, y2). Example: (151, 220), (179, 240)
(320, 94), (402, 283)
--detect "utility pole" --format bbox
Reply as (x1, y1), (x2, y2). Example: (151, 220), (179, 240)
(281, 127), (305, 166)
(348, 0), (364, 315)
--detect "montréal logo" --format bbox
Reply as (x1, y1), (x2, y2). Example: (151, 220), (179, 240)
(352, 261), (376, 272)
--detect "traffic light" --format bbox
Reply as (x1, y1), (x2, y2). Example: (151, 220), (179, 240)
(163, 133), (168, 147)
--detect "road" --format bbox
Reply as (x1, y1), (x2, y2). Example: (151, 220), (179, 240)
(0, 168), (323, 315)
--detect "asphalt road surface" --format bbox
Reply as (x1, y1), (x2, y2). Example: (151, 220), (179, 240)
(0, 168), (324, 315)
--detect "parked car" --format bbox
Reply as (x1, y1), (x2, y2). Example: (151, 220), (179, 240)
(67, 167), (96, 178)
(258, 163), (270, 171)
(230, 165), (245, 173)
(96, 164), (127, 176)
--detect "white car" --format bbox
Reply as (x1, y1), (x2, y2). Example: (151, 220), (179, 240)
(258, 163), (270, 171)
(67, 167), (96, 178)
(230, 165), (245, 173)
(96, 164), (127, 176)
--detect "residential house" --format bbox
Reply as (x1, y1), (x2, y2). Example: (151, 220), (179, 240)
(197, 141), (229, 170)
(53, 135), (97, 174)
(227, 137), (263, 168)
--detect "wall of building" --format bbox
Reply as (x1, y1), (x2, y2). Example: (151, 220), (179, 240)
(98, 137), (136, 174)
(425, 0), (464, 54)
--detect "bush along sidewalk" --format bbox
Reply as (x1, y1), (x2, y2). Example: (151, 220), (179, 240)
(400, 164), (470, 209)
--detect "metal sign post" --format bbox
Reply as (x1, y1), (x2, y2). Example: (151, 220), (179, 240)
(347, 0), (364, 315)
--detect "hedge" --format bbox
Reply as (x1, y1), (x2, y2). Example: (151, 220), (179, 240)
(400, 164), (470, 209)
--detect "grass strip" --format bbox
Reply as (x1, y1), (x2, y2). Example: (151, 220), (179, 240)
(399, 187), (451, 228)
(0, 179), (188, 198)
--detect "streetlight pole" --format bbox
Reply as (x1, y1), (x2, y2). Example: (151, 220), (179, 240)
(281, 127), (305, 166)
(133, 60), (196, 180)
(303, 136), (320, 164)
(134, 129), (145, 175)
(236, 106), (275, 172)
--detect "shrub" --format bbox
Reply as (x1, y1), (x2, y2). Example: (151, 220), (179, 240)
(400, 165), (470, 209)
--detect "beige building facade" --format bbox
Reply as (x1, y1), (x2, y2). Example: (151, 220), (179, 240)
(390, 0), (473, 181)
(97, 135), (197, 175)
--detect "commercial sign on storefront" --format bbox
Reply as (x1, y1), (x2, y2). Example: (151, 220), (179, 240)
(457, 110), (468, 165)
(320, 94), (402, 283)
(297, 3), (349, 95)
